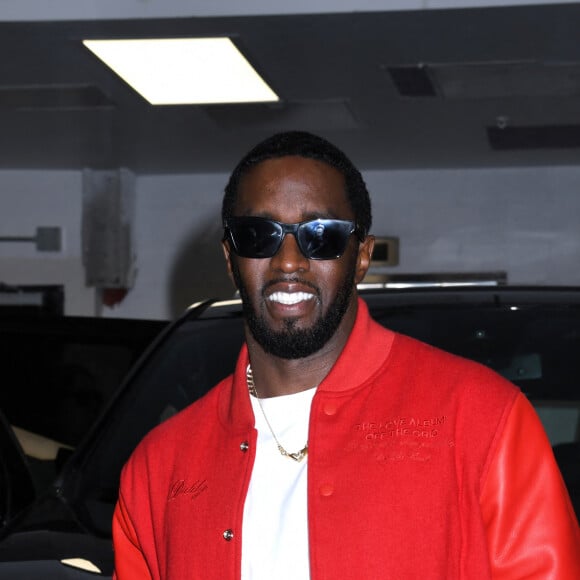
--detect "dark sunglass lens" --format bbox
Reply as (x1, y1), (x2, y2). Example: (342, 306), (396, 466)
(298, 220), (353, 259)
(230, 218), (281, 258)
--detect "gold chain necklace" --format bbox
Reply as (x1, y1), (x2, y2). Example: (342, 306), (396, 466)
(246, 364), (309, 462)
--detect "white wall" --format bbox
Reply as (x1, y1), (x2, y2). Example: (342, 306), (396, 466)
(106, 173), (234, 320)
(105, 164), (580, 320)
(0, 171), (96, 316)
(2, 165), (579, 320)
(365, 166), (580, 285)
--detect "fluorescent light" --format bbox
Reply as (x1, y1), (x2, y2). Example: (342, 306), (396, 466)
(82, 37), (279, 105)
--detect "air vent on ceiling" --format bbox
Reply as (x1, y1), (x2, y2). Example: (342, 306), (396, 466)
(387, 61), (580, 99)
(488, 125), (580, 150)
(0, 85), (113, 110)
(387, 65), (436, 97)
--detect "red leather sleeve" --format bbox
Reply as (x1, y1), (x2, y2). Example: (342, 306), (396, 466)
(112, 494), (153, 580)
(481, 393), (580, 579)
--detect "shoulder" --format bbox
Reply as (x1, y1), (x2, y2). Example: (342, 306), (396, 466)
(384, 332), (520, 423)
(394, 331), (517, 388)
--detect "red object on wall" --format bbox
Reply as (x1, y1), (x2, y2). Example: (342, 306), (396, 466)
(102, 288), (129, 307)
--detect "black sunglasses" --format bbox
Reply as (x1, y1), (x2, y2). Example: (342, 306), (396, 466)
(224, 216), (361, 260)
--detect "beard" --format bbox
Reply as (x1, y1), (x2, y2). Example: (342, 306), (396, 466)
(231, 259), (356, 360)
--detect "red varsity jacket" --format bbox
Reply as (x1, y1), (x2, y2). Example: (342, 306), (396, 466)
(113, 299), (580, 579)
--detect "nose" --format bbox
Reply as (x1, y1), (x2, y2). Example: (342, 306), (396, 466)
(270, 232), (310, 273)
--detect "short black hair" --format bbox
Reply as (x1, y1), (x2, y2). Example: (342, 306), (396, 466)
(222, 131), (372, 237)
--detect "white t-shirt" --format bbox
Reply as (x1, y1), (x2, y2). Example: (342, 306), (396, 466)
(242, 387), (316, 580)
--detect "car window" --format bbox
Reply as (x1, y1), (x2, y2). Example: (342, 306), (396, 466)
(0, 316), (166, 496)
(70, 313), (244, 536)
(369, 301), (580, 402)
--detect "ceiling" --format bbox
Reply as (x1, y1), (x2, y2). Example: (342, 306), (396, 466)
(1, 2), (580, 174)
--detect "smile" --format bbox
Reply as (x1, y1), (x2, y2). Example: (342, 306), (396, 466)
(267, 291), (315, 305)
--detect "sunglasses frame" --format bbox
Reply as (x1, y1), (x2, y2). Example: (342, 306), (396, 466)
(224, 216), (362, 260)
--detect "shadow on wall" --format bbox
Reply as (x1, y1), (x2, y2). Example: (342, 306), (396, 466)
(168, 214), (235, 318)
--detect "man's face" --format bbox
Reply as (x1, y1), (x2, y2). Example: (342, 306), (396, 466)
(223, 155), (374, 359)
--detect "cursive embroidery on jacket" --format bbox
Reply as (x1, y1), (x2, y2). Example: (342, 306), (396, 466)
(167, 479), (208, 502)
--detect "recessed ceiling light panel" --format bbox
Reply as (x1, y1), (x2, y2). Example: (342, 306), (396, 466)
(82, 37), (279, 105)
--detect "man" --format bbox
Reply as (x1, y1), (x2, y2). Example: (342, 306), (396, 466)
(113, 131), (580, 579)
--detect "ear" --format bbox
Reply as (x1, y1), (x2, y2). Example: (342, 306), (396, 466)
(222, 239), (237, 287)
(354, 235), (375, 285)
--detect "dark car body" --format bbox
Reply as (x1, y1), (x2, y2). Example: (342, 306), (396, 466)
(0, 313), (168, 450)
(0, 287), (578, 578)
(0, 314), (167, 546)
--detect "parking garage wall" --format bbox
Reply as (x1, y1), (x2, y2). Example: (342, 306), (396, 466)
(1, 165), (579, 319)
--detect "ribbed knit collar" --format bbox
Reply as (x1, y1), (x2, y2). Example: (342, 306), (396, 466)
(219, 297), (395, 431)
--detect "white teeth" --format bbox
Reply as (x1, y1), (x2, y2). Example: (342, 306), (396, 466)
(268, 291), (314, 305)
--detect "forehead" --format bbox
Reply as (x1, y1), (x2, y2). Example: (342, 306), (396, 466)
(235, 155), (352, 220)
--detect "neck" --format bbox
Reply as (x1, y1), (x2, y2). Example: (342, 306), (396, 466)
(245, 294), (359, 397)
(245, 320), (353, 398)
(246, 355), (328, 398)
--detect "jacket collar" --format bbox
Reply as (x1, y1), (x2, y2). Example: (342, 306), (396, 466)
(218, 297), (395, 430)
(317, 297), (394, 393)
